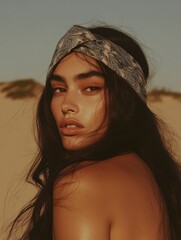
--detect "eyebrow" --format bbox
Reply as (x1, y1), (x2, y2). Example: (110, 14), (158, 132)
(50, 71), (104, 82)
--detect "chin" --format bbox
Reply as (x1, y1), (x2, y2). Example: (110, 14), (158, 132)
(61, 138), (90, 151)
(61, 132), (105, 151)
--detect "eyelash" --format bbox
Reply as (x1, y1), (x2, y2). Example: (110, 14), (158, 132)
(52, 87), (66, 94)
(84, 86), (102, 92)
(51, 86), (102, 95)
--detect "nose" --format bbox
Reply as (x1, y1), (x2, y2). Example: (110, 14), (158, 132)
(61, 91), (79, 115)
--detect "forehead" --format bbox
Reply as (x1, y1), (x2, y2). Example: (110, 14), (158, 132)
(53, 52), (101, 75)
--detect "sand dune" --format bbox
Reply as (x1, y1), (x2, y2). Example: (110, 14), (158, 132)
(0, 80), (181, 237)
(148, 95), (181, 158)
(0, 81), (40, 237)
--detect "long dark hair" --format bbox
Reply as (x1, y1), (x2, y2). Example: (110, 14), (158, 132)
(7, 25), (181, 240)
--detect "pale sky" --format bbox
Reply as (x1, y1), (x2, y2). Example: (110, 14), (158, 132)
(0, 0), (181, 91)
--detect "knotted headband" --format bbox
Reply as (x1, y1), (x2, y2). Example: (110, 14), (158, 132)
(47, 25), (147, 101)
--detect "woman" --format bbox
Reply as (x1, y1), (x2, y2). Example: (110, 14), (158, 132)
(7, 25), (181, 240)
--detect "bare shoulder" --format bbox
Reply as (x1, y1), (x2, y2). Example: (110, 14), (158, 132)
(54, 152), (161, 205)
(80, 152), (167, 239)
(53, 160), (113, 240)
(53, 153), (167, 239)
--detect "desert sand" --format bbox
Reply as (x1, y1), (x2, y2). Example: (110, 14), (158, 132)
(0, 80), (181, 238)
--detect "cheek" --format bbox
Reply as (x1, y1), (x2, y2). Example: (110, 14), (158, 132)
(97, 102), (106, 124)
(87, 99), (106, 128)
(50, 100), (55, 117)
(50, 99), (60, 123)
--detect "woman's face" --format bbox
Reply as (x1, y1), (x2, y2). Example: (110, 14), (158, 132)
(50, 52), (107, 150)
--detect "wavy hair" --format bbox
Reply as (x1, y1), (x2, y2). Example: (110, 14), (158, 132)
(7, 25), (181, 240)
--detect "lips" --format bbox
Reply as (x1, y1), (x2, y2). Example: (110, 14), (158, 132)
(59, 118), (84, 136)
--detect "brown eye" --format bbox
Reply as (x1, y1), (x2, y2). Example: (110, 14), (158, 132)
(84, 86), (102, 92)
(52, 87), (67, 95)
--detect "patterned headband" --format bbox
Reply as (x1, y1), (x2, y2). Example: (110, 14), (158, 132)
(47, 25), (147, 101)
